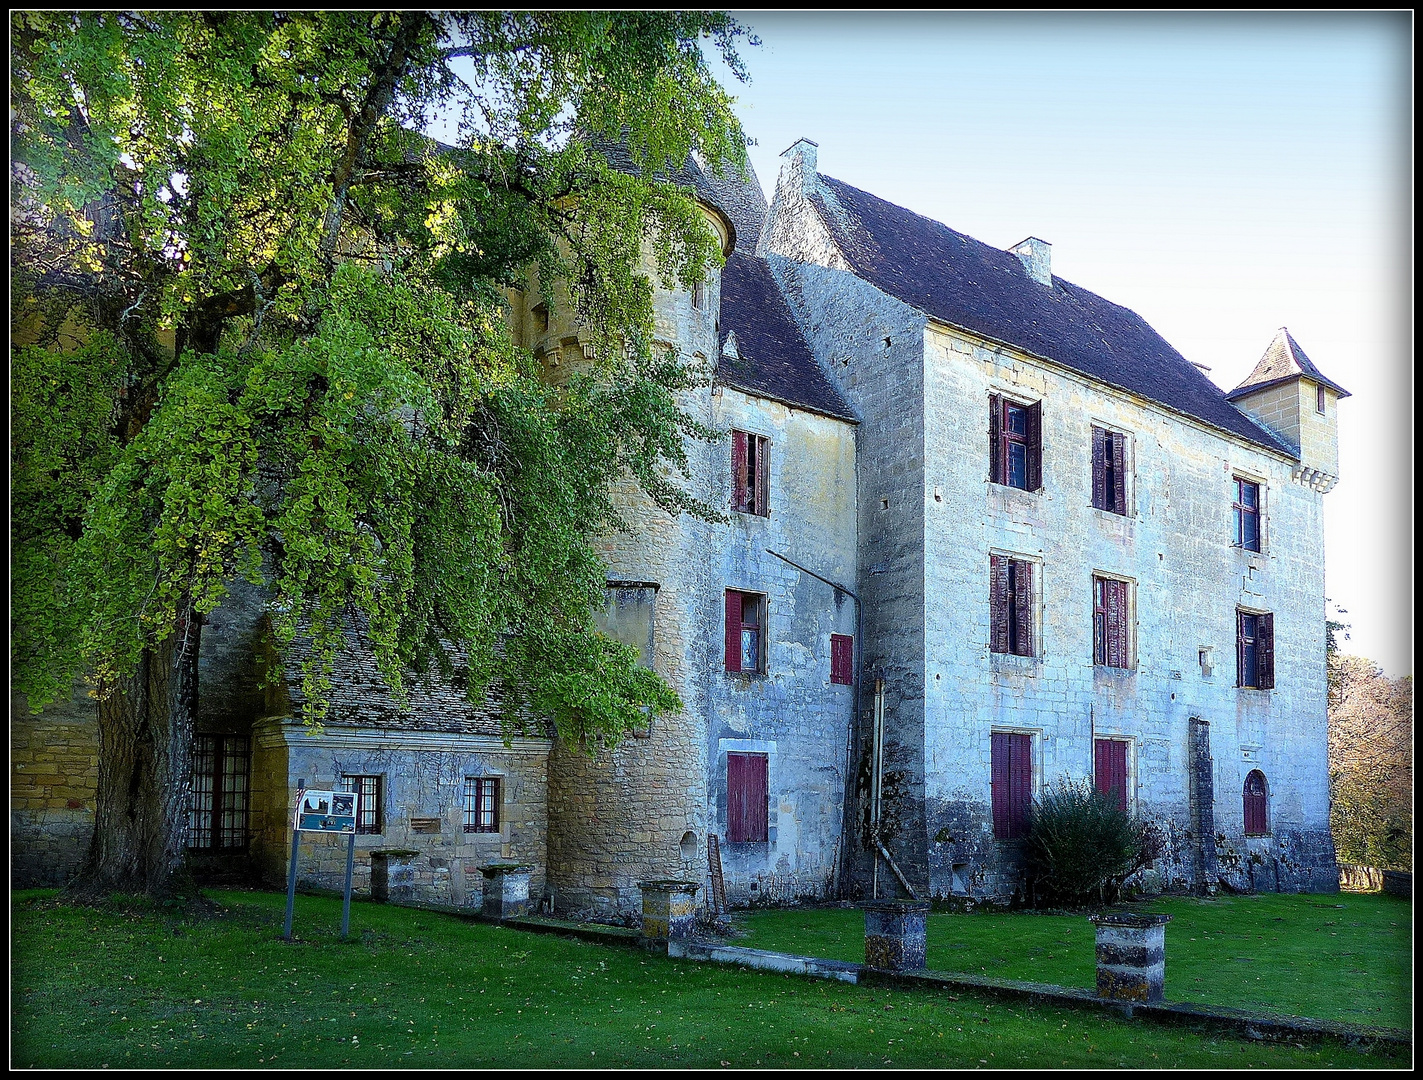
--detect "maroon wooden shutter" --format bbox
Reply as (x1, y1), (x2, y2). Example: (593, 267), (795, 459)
(1025, 400), (1042, 491)
(1236, 610), (1246, 687)
(830, 634), (853, 685)
(1258, 613), (1275, 690)
(1009, 734), (1032, 838)
(991, 732), (1010, 839)
(1244, 770), (1267, 835)
(732, 431), (748, 511)
(1013, 560), (1033, 656)
(989, 555), (1009, 654)
(724, 590), (742, 673)
(1110, 432), (1126, 514)
(1095, 740), (1128, 812)
(1091, 426), (1107, 510)
(1104, 579), (1123, 668)
(988, 394), (1002, 484)
(728, 752), (768, 843)
(754, 436), (769, 516)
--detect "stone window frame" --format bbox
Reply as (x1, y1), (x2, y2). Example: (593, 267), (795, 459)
(717, 738), (778, 849)
(462, 776), (501, 834)
(188, 733), (251, 851)
(731, 430), (771, 516)
(1236, 607), (1275, 691)
(1091, 572), (1136, 671)
(1090, 422), (1132, 516)
(988, 392), (1043, 493)
(1231, 473), (1266, 554)
(339, 774), (384, 835)
(989, 550), (1041, 659)
(724, 588), (769, 675)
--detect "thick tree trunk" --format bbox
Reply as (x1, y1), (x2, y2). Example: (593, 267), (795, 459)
(68, 604), (202, 900)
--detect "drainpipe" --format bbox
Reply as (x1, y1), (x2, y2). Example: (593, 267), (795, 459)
(764, 548), (861, 901)
(872, 679), (885, 899)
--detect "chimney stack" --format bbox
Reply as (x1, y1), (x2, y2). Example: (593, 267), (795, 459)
(779, 138), (819, 198)
(1010, 236), (1052, 287)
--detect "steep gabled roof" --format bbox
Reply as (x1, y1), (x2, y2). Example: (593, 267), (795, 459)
(805, 175), (1294, 456)
(1227, 327), (1351, 401)
(717, 251), (856, 422)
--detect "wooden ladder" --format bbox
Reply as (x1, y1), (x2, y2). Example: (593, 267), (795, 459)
(707, 833), (727, 916)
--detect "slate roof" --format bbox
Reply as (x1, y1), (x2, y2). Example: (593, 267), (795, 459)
(805, 175), (1295, 456)
(280, 622), (552, 739)
(717, 251), (857, 422)
(1227, 327), (1351, 400)
(693, 155), (768, 255)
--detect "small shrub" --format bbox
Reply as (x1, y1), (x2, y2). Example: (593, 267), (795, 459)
(1024, 778), (1158, 907)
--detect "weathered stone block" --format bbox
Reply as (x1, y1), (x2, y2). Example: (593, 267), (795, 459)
(481, 863), (534, 919)
(864, 900), (929, 971)
(370, 850), (419, 904)
(1089, 912), (1171, 1004)
(639, 880), (700, 942)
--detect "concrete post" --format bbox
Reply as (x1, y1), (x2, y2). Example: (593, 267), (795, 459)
(864, 900), (930, 971)
(370, 850), (420, 904)
(639, 880), (701, 943)
(1089, 912), (1172, 1004)
(480, 863), (535, 919)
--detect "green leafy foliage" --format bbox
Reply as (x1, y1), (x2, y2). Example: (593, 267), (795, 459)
(1328, 653), (1412, 872)
(10, 11), (752, 748)
(1023, 779), (1161, 908)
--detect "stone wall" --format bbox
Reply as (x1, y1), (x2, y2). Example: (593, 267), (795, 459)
(11, 682), (99, 888)
(253, 720), (551, 908)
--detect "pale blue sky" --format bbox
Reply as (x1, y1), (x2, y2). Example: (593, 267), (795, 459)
(711, 11), (1412, 676)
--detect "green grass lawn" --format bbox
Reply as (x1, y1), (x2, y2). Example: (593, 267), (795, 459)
(735, 893), (1413, 1029)
(11, 889), (1407, 1069)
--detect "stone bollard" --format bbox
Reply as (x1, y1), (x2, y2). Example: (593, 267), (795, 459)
(480, 863), (535, 920)
(1088, 912), (1172, 1005)
(370, 850), (420, 904)
(864, 900), (930, 971)
(639, 880), (701, 944)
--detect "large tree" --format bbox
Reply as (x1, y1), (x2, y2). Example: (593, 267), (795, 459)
(11, 11), (751, 899)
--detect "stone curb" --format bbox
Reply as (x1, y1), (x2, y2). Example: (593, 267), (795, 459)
(359, 901), (1412, 1052)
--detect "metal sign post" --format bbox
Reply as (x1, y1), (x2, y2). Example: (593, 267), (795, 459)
(283, 781), (360, 941)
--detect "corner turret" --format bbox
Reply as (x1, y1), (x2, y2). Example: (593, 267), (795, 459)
(1227, 328), (1349, 492)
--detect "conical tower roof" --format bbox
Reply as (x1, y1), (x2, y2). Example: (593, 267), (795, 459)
(1227, 328), (1350, 400)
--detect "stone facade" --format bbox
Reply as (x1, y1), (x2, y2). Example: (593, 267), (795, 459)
(12, 138), (1344, 912)
(758, 138), (1343, 901)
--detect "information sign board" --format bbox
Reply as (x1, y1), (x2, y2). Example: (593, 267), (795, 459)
(294, 789), (358, 833)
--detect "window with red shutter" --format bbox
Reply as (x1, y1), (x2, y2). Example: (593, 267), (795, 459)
(731, 431), (770, 515)
(990, 556), (1035, 657)
(725, 590), (766, 674)
(1093, 576), (1131, 669)
(1092, 426), (1128, 515)
(830, 634), (853, 685)
(989, 395), (1043, 492)
(1237, 609), (1274, 689)
(1093, 740), (1129, 813)
(727, 752), (769, 843)
(991, 732), (1033, 840)
(1243, 770), (1268, 835)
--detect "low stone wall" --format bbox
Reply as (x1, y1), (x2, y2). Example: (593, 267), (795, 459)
(1338, 864), (1383, 892)
(1381, 870), (1411, 899)
(11, 688), (99, 888)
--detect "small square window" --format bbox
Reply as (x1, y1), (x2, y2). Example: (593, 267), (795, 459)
(830, 633), (854, 685)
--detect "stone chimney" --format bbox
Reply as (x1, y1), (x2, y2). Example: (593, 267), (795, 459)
(1010, 236), (1052, 287)
(779, 138), (819, 198)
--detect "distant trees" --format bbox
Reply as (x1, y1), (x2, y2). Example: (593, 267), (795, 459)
(1328, 653), (1412, 872)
